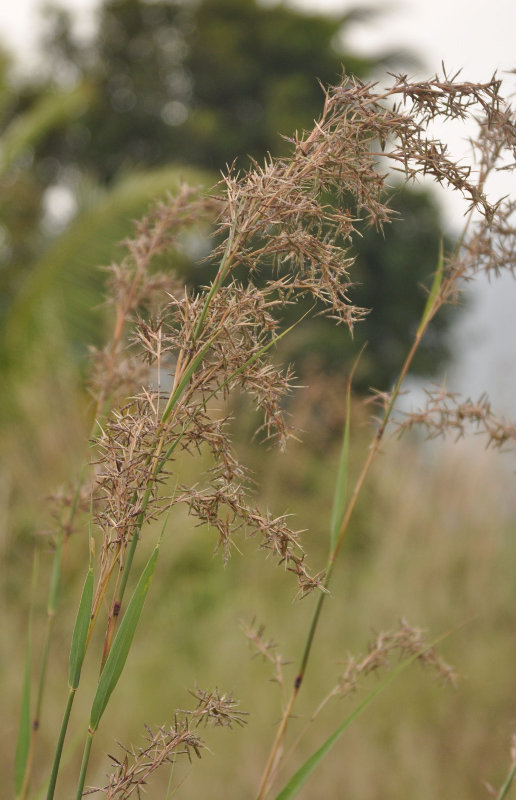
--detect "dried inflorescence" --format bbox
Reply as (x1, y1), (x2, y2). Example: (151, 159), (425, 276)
(88, 69), (516, 629)
(89, 184), (217, 409)
(398, 386), (516, 450)
(87, 688), (247, 799)
(86, 720), (204, 799)
(94, 396), (164, 545)
(315, 619), (457, 718)
(454, 196), (516, 281)
(176, 476), (318, 593)
(242, 619), (289, 692)
(182, 687), (249, 729)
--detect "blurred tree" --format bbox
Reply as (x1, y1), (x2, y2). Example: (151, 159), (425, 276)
(37, 0), (401, 179)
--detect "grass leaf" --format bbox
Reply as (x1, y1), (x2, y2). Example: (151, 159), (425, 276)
(274, 635), (448, 800)
(497, 761), (516, 799)
(329, 378), (351, 552)
(3, 166), (211, 360)
(89, 544), (160, 732)
(329, 347), (364, 553)
(417, 238), (444, 336)
(68, 567), (94, 690)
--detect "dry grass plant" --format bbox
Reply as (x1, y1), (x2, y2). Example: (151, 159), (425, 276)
(12, 69), (516, 800)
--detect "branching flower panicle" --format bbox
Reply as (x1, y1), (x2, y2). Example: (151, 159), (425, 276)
(87, 70), (516, 615)
(398, 386), (516, 450)
(242, 619), (290, 693)
(87, 720), (205, 799)
(314, 620), (457, 720)
(183, 687), (249, 729)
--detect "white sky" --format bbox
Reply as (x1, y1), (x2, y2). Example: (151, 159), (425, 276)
(1, 0), (515, 415)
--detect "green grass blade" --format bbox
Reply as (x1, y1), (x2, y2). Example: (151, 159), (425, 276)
(32, 530), (65, 731)
(47, 528), (94, 800)
(69, 566), (94, 690)
(47, 532), (63, 618)
(89, 544), (160, 732)
(105, 498), (175, 666)
(274, 634), (449, 800)
(45, 688), (75, 800)
(417, 238), (444, 336)
(497, 761), (516, 799)
(165, 759), (176, 800)
(329, 380), (351, 552)
(329, 347), (364, 554)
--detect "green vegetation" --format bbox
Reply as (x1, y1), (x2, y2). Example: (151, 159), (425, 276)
(1, 4), (516, 800)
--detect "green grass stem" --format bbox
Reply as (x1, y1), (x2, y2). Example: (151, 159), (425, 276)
(15, 552), (38, 800)
(46, 689), (76, 800)
(75, 730), (94, 800)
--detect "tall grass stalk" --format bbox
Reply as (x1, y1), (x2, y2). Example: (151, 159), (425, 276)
(13, 70), (516, 798)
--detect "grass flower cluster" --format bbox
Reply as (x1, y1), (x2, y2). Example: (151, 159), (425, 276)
(12, 69), (516, 800)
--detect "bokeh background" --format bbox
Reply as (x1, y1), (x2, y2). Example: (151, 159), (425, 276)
(1, 1), (516, 798)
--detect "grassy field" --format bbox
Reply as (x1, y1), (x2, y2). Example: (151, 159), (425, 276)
(3, 420), (516, 799)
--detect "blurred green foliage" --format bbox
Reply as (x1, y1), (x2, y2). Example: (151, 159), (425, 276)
(37, 0), (401, 177)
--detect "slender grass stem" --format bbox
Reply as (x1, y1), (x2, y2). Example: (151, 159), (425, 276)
(75, 730), (94, 800)
(33, 461), (84, 735)
(164, 759), (176, 800)
(34, 540), (61, 722)
(256, 264), (445, 800)
(46, 688), (75, 800)
(15, 555), (38, 800)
